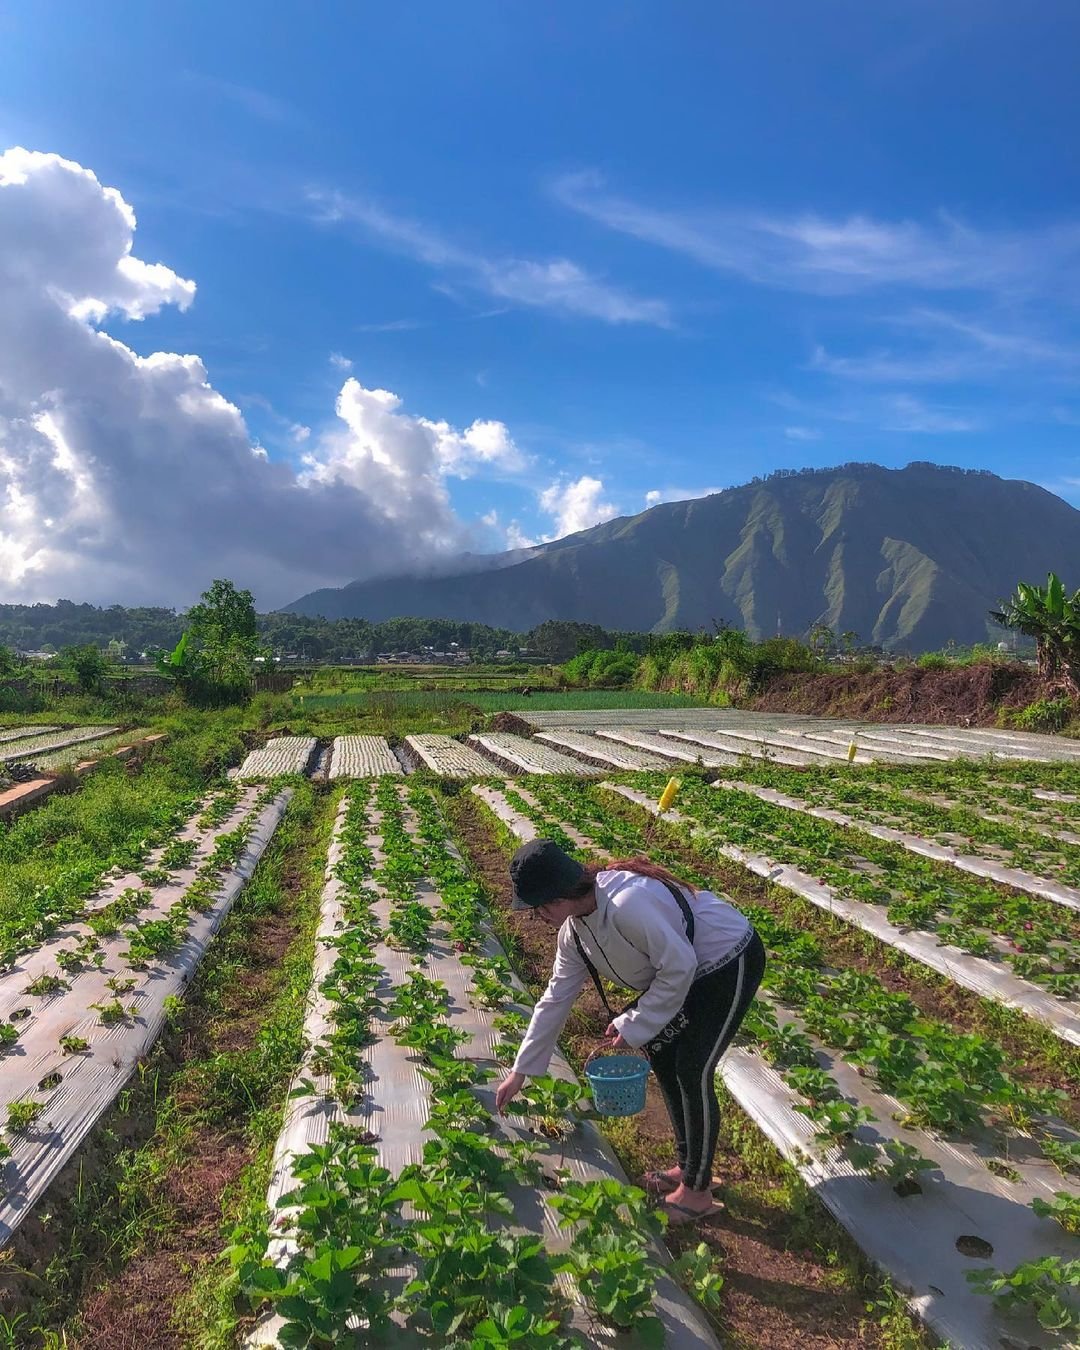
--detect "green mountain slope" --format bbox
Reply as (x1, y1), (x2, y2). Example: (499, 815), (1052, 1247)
(285, 463), (1080, 650)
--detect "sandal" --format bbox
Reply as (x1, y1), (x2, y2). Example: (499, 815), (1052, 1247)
(660, 1197), (723, 1226)
(643, 1170), (681, 1195)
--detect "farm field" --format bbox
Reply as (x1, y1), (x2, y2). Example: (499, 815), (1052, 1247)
(236, 736), (319, 780)
(5, 704), (1080, 1347)
(0, 725), (120, 764)
(328, 733), (403, 778)
(468, 774), (1080, 1347)
(403, 732), (495, 777)
(0, 782), (289, 1246)
(466, 730), (605, 776)
(294, 687), (713, 714)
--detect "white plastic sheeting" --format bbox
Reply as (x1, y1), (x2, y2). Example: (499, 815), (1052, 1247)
(490, 781), (1080, 1349)
(467, 731), (603, 776)
(236, 737), (318, 780)
(401, 733), (492, 777)
(328, 734), (402, 778)
(534, 729), (672, 771)
(594, 728), (743, 767)
(0, 789), (290, 1248)
(658, 727), (860, 767)
(251, 785), (720, 1350)
(1, 726), (118, 763)
(604, 783), (1080, 1047)
(0, 726), (59, 745)
(732, 780), (1080, 916)
(719, 1039), (1079, 1350)
(508, 708), (1080, 764)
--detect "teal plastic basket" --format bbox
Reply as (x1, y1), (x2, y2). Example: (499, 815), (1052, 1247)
(585, 1048), (650, 1117)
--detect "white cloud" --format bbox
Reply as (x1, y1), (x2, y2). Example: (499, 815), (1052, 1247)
(783, 426), (822, 442)
(880, 394), (980, 434)
(505, 520), (537, 549)
(538, 475), (618, 538)
(811, 312), (1080, 384)
(0, 147), (529, 607)
(354, 318), (426, 333)
(329, 351), (352, 371)
(479, 509), (537, 551)
(181, 72), (296, 125)
(554, 171), (1080, 299)
(642, 485), (723, 508)
(310, 189), (672, 327)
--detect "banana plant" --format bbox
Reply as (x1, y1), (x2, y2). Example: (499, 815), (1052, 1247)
(991, 571), (1080, 694)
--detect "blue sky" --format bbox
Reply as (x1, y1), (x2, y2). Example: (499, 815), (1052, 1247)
(1, 1), (1079, 606)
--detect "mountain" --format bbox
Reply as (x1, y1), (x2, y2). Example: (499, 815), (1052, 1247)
(284, 463), (1080, 650)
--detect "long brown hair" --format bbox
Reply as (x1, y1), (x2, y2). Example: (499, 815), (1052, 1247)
(565, 857), (697, 900)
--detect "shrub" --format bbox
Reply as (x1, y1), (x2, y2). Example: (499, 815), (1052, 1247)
(1007, 697), (1074, 733)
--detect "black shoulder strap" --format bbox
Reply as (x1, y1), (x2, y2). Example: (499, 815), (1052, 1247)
(570, 924), (614, 1017)
(569, 877), (695, 1017)
(660, 878), (696, 945)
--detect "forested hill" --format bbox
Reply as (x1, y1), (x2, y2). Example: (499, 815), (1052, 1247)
(287, 463), (1080, 651)
(0, 605), (522, 661)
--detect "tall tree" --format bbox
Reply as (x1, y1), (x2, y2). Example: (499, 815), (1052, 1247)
(185, 579), (263, 695)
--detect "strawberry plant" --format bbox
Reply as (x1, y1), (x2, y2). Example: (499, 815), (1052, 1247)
(967, 1256), (1080, 1332)
(455, 1304), (569, 1348)
(6, 1099), (43, 1133)
(388, 970), (447, 1022)
(1031, 1190), (1080, 1235)
(466, 954), (515, 1009)
(160, 837), (198, 870)
(508, 1075), (590, 1138)
(23, 973), (68, 996)
(673, 1241), (725, 1311)
(401, 1223), (561, 1337)
(759, 1020), (817, 1069)
(59, 1033), (89, 1054)
(794, 1098), (873, 1146)
(1043, 1137), (1080, 1176)
(387, 900), (433, 951)
(395, 1020), (470, 1062)
(558, 1236), (663, 1344)
(89, 997), (134, 1025)
(878, 1140), (934, 1194)
(0, 1022), (20, 1049)
(548, 1179), (666, 1244)
(784, 1065), (841, 1104)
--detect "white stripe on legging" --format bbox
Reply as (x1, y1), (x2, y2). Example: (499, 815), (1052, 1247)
(690, 952), (746, 1190)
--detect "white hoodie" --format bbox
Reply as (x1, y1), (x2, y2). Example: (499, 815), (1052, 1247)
(512, 869), (751, 1076)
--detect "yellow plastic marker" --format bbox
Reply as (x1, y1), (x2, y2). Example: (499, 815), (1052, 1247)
(658, 777), (680, 812)
(847, 739), (858, 762)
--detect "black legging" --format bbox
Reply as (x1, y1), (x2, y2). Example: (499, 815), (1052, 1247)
(647, 931), (766, 1191)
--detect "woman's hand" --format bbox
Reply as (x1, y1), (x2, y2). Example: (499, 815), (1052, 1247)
(495, 1071), (526, 1114)
(604, 1021), (628, 1048)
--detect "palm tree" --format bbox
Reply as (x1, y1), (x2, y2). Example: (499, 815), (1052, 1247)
(990, 572), (1080, 695)
(807, 623), (835, 660)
